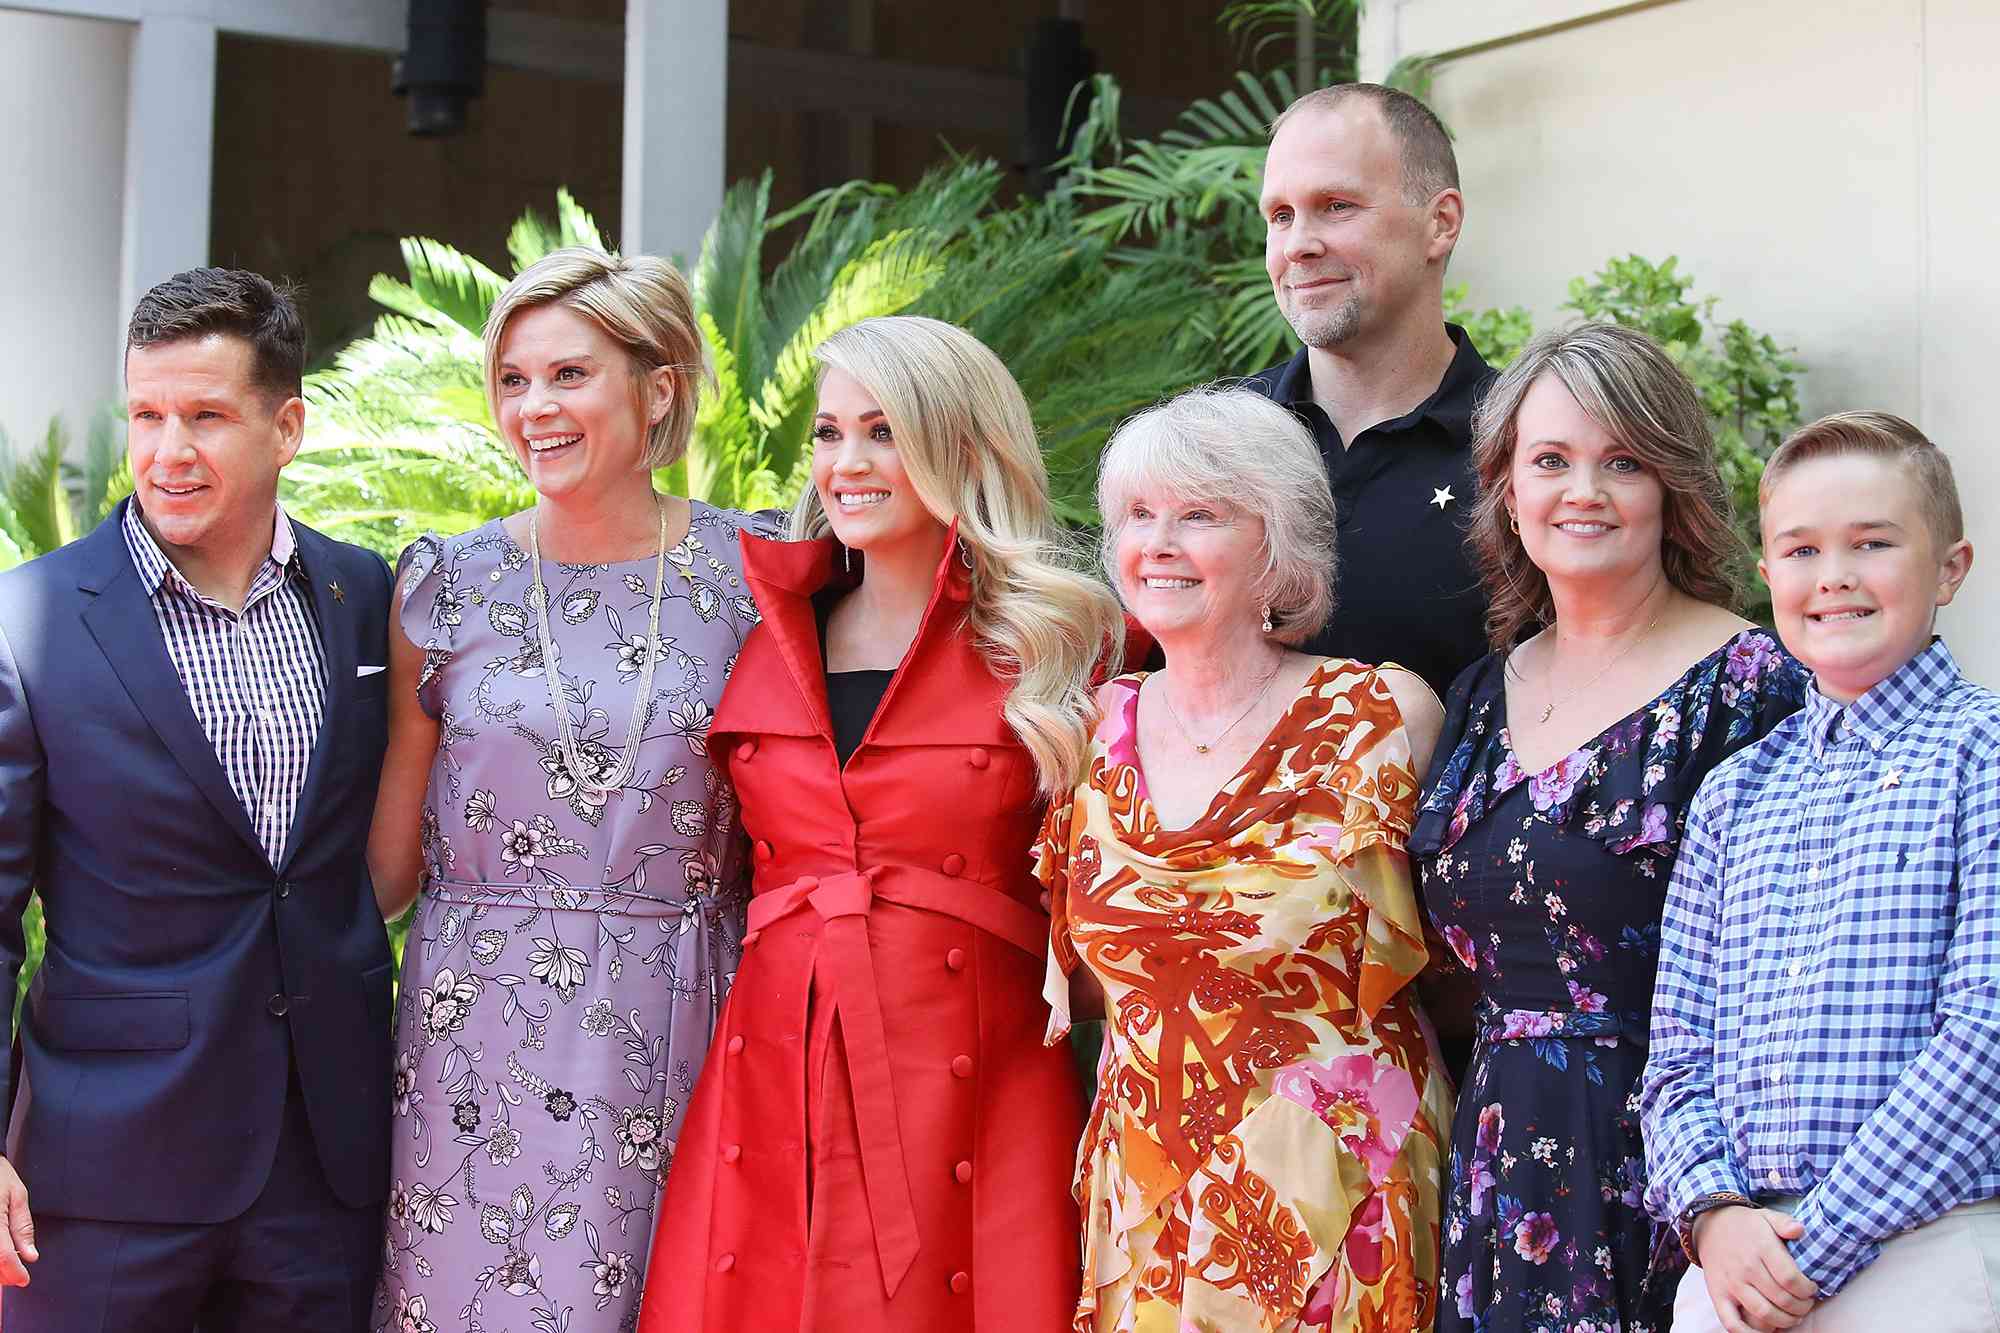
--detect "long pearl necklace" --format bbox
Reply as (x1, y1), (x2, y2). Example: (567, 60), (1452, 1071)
(528, 496), (671, 797)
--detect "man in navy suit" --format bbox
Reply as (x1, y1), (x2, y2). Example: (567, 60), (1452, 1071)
(0, 269), (393, 1330)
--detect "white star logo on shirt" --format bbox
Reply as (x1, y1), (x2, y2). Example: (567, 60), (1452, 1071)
(1430, 486), (1456, 511)
(1879, 767), (1903, 791)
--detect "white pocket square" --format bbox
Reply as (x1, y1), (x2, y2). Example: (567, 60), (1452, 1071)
(357, 664), (387, 677)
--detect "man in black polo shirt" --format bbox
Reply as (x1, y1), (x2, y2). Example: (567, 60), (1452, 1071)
(1245, 83), (1494, 703)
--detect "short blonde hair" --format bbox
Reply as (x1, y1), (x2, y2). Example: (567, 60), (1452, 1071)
(1760, 411), (1964, 550)
(796, 316), (1125, 797)
(482, 247), (709, 470)
(1097, 387), (1337, 646)
(1469, 322), (1743, 649)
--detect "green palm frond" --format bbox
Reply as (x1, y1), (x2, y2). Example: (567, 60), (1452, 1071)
(82, 405), (130, 522)
(371, 237), (509, 338)
(507, 186), (609, 272)
(0, 492), (29, 570)
(750, 228), (947, 486)
(2, 418), (76, 555)
(694, 174), (773, 394)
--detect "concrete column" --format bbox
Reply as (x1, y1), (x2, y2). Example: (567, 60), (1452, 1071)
(0, 8), (131, 447)
(621, 0), (727, 268)
(119, 14), (216, 322)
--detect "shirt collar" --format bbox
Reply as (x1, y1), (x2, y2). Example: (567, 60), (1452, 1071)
(123, 498), (300, 600)
(1268, 322), (1493, 447)
(1804, 637), (1960, 759)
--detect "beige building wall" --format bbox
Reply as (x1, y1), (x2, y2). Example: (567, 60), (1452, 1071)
(0, 8), (130, 451)
(1363, 0), (1999, 685)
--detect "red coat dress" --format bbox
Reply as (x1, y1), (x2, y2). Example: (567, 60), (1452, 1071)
(638, 532), (1083, 1332)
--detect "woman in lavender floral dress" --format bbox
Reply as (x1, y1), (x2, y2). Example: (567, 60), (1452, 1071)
(367, 250), (770, 1333)
(1408, 326), (1806, 1332)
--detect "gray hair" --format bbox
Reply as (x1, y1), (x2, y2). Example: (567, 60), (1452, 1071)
(1097, 387), (1336, 645)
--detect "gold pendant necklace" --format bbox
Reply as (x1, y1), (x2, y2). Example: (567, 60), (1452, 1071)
(1157, 661), (1286, 754)
(1536, 609), (1665, 724)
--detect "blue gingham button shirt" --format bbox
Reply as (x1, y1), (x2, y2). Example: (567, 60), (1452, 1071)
(123, 500), (327, 866)
(1641, 639), (2000, 1295)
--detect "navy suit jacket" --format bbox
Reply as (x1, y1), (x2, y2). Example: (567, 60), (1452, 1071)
(0, 501), (394, 1223)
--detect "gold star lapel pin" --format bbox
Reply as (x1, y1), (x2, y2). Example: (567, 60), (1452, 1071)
(329, 580), (345, 604)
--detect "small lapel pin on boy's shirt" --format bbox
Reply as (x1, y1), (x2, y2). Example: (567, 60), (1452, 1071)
(1879, 767), (1902, 791)
(329, 580), (345, 604)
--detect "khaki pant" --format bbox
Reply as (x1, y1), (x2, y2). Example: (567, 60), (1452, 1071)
(1674, 1198), (2000, 1332)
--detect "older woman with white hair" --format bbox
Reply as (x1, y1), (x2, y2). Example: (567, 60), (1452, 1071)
(1037, 387), (1453, 1332)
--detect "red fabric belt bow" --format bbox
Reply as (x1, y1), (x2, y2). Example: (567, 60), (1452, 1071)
(745, 865), (1048, 1298)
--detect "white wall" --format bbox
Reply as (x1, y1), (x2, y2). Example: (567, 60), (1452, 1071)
(0, 8), (131, 452)
(1365, 0), (2000, 685)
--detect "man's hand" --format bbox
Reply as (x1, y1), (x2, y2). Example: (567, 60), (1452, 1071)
(0, 1155), (36, 1285)
(1693, 1205), (1816, 1332)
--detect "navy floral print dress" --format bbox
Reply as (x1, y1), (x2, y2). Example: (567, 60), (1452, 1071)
(1410, 629), (1805, 1332)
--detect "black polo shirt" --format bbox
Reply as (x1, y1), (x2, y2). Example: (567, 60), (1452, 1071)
(1242, 324), (1495, 702)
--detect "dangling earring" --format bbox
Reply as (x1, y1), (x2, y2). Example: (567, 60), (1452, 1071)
(958, 539), (975, 571)
(1508, 510), (1519, 534)
(1261, 605), (1274, 634)
(842, 545), (852, 574)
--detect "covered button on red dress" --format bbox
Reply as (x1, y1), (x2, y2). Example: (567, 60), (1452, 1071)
(638, 532), (1083, 1332)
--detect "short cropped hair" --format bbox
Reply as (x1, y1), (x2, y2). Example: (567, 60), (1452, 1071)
(483, 248), (709, 470)
(1469, 322), (1743, 649)
(1097, 387), (1337, 645)
(1270, 83), (1459, 205)
(1760, 411), (1964, 550)
(126, 267), (306, 401)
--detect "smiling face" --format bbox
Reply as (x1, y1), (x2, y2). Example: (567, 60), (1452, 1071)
(1112, 488), (1270, 648)
(1507, 373), (1668, 597)
(126, 332), (301, 565)
(1760, 453), (1972, 704)
(1261, 100), (1454, 350)
(810, 367), (945, 559)
(494, 302), (666, 504)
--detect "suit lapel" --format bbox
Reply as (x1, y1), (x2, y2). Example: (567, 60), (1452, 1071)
(279, 526), (352, 873)
(75, 512), (268, 865)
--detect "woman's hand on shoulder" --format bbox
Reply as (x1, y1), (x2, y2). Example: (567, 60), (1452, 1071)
(1380, 666), (1445, 778)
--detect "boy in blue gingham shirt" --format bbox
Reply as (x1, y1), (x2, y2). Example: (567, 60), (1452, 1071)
(1642, 412), (2000, 1333)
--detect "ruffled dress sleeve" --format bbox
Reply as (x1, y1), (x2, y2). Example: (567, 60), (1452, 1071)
(1408, 630), (1808, 865)
(1325, 666), (1432, 1019)
(395, 533), (454, 719)
(1032, 796), (1081, 1045)
(1409, 651), (1509, 861)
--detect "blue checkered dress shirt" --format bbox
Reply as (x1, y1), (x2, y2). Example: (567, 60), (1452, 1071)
(1641, 638), (2000, 1295)
(122, 500), (327, 866)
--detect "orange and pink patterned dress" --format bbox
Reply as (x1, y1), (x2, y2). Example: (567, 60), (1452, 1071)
(1037, 659), (1451, 1333)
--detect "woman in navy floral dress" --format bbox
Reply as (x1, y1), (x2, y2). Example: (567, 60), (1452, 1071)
(1409, 326), (1807, 1332)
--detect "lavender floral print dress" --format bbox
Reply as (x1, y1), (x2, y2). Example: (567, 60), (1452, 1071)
(1410, 629), (1805, 1333)
(373, 503), (771, 1333)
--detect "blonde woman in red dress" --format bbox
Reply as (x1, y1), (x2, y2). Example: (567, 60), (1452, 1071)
(638, 316), (1126, 1331)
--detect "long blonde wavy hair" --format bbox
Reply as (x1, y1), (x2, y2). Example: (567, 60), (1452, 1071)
(792, 316), (1125, 797)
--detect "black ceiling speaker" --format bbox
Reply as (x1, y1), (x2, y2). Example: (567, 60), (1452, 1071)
(392, 0), (487, 137)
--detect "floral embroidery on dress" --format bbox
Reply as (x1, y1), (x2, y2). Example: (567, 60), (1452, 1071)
(1411, 629), (1805, 1333)
(373, 503), (776, 1333)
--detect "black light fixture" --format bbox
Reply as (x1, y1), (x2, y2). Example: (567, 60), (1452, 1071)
(392, 0), (487, 137)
